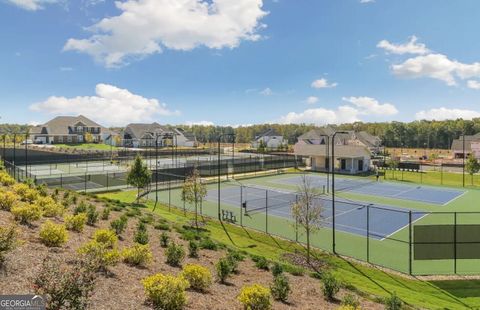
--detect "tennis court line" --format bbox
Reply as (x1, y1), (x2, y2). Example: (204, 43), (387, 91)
(323, 205), (364, 222)
(379, 213), (429, 241)
(441, 190), (468, 206)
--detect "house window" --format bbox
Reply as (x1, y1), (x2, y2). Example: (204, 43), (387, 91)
(77, 126), (83, 132)
(358, 160), (364, 171)
(67, 136), (72, 143)
(58, 136), (63, 143)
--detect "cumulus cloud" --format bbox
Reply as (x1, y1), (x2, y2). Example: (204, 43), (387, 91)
(391, 53), (480, 86)
(360, 0), (375, 3)
(260, 87), (273, 96)
(64, 0), (268, 67)
(185, 121), (214, 126)
(311, 78), (337, 89)
(415, 108), (480, 121)
(279, 106), (360, 125)
(377, 36), (429, 55)
(305, 96), (319, 104)
(467, 80), (480, 90)
(29, 84), (180, 126)
(6, 0), (59, 10)
(342, 96), (398, 116)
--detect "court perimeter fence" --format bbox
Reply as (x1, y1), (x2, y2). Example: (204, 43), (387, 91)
(4, 154), (302, 192)
(147, 173), (480, 276)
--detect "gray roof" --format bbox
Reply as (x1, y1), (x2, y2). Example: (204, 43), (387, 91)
(255, 128), (282, 139)
(33, 115), (105, 135)
(297, 128), (380, 148)
(124, 123), (196, 142)
(451, 134), (480, 151)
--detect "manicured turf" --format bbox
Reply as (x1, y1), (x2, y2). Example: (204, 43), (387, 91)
(54, 143), (120, 151)
(98, 189), (480, 309)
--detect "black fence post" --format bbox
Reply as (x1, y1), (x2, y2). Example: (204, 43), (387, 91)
(168, 180), (171, 212)
(265, 190), (268, 234)
(295, 194), (298, 242)
(454, 212), (457, 274)
(409, 210), (412, 275)
(106, 172), (109, 189)
(84, 173), (87, 193)
(60, 174), (63, 188)
(240, 185), (243, 227)
(367, 205), (370, 263)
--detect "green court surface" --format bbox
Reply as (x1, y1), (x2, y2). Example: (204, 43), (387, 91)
(147, 171), (480, 275)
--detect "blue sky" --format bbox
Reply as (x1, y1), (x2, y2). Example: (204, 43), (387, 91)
(1, 0), (480, 127)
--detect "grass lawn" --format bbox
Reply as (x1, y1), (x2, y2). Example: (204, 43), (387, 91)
(54, 143), (120, 151)
(382, 168), (480, 189)
(98, 189), (480, 309)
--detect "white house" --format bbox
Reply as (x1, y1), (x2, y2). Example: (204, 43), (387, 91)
(294, 128), (378, 174)
(451, 133), (480, 159)
(251, 129), (287, 149)
(122, 123), (197, 148)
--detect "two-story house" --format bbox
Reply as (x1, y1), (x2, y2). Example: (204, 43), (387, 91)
(122, 123), (197, 148)
(251, 128), (287, 149)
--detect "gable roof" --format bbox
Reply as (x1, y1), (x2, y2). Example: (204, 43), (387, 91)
(33, 115), (105, 135)
(255, 128), (282, 139)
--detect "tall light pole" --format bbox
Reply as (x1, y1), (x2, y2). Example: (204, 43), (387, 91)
(462, 134), (466, 188)
(24, 132), (28, 179)
(331, 131), (348, 254)
(13, 133), (17, 180)
(218, 133), (235, 221)
(320, 134), (330, 193)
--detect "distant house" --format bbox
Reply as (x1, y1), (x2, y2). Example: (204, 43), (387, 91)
(30, 115), (109, 144)
(293, 128), (379, 174)
(451, 133), (480, 159)
(123, 123), (197, 148)
(251, 129), (287, 149)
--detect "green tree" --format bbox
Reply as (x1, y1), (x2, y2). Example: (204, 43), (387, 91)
(181, 168), (207, 231)
(257, 140), (267, 153)
(466, 155), (480, 186)
(127, 155), (151, 203)
(290, 174), (323, 264)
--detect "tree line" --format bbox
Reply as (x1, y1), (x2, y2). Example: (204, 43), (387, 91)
(178, 118), (480, 149)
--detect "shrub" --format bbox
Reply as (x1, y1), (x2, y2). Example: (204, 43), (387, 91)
(142, 273), (188, 310)
(140, 214), (154, 224)
(78, 241), (120, 272)
(73, 201), (88, 215)
(101, 207), (110, 220)
(64, 213), (87, 233)
(160, 232), (170, 248)
(271, 262), (283, 277)
(199, 237), (218, 250)
(181, 264), (212, 292)
(39, 221), (68, 247)
(270, 274), (290, 302)
(0, 225), (17, 267)
(0, 172), (15, 186)
(0, 191), (18, 211)
(110, 215), (128, 236)
(342, 293), (360, 308)
(36, 184), (48, 197)
(165, 242), (185, 267)
(154, 223), (170, 231)
(215, 257), (232, 284)
(36, 196), (64, 218)
(252, 256), (269, 271)
(122, 243), (153, 267)
(11, 203), (42, 225)
(134, 221), (149, 245)
(283, 264), (304, 276)
(384, 292), (403, 310)
(93, 229), (118, 248)
(34, 257), (96, 310)
(226, 251), (240, 274)
(238, 284), (272, 310)
(86, 204), (99, 226)
(125, 208), (141, 217)
(13, 183), (38, 202)
(188, 240), (199, 258)
(322, 272), (340, 301)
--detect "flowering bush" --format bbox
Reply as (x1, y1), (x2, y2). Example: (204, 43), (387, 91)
(0, 172), (15, 186)
(122, 243), (153, 267)
(11, 203), (42, 225)
(78, 240), (120, 272)
(238, 284), (272, 310)
(39, 221), (68, 247)
(0, 190), (18, 211)
(142, 273), (188, 310)
(93, 229), (117, 248)
(181, 264), (212, 292)
(64, 213), (87, 232)
(36, 196), (64, 218)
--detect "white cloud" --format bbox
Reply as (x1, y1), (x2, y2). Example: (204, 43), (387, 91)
(342, 96), (398, 116)
(305, 96), (319, 104)
(360, 0), (375, 3)
(311, 78), (337, 89)
(185, 121), (214, 126)
(467, 80), (480, 90)
(377, 36), (429, 55)
(59, 67), (73, 72)
(391, 53), (480, 86)
(64, 0), (268, 67)
(279, 106), (359, 125)
(6, 0), (57, 10)
(260, 87), (273, 96)
(29, 84), (180, 126)
(415, 108), (480, 121)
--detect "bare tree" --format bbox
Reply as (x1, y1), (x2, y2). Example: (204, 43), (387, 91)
(291, 174), (324, 264)
(181, 167), (207, 231)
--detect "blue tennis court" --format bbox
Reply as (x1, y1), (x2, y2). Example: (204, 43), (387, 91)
(206, 185), (424, 240)
(275, 175), (465, 205)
